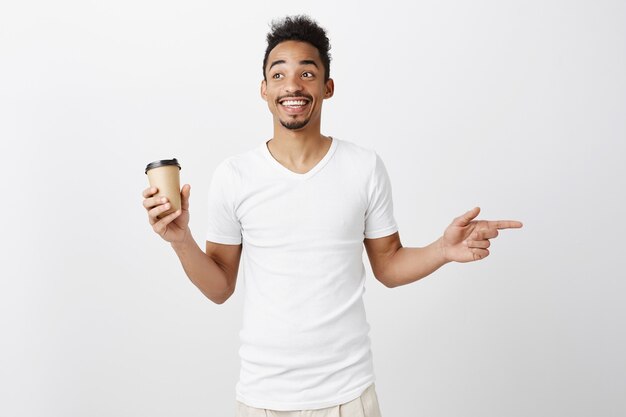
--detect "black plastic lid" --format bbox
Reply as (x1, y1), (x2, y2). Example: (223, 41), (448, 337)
(145, 158), (181, 174)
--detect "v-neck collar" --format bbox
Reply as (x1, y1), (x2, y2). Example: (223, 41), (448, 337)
(261, 136), (338, 180)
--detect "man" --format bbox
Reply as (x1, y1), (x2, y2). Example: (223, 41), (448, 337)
(142, 15), (522, 417)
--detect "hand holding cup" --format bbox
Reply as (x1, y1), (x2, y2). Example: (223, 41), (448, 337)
(143, 159), (190, 243)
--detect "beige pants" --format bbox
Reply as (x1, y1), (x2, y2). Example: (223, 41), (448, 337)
(235, 383), (382, 417)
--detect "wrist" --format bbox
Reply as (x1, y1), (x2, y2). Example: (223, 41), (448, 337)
(436, 236), (450, 264)
(171, 228), (194, 252)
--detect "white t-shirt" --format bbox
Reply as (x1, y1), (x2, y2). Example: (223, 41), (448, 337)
(205, 137), (398, 411)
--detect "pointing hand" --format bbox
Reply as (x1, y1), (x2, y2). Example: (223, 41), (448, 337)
(441, 207), (523, 263)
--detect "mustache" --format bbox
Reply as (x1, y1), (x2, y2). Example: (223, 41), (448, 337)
(277, 93), (313, 102)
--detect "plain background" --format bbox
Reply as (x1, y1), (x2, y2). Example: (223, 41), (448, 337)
(1, 0), (625, 416)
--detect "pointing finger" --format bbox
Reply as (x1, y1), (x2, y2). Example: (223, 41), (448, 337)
(474, 229), (498, 240)
(490, 220), (523, 230)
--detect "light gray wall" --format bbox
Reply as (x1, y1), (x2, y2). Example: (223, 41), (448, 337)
(1, 1), (624, 416)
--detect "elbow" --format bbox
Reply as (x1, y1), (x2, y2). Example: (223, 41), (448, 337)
(213, 294), (228, 305)
(383, 278), (398, 289)
(376, 272), (398, 289)
(378, 262), (399, 288)
(203, 284), (234, 305)
(212, 294), (230, 305)
(209, 266), (237, 305)
(213, 287), (234, 305)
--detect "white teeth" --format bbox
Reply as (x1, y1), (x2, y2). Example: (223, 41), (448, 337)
(281, 100), (308, 106)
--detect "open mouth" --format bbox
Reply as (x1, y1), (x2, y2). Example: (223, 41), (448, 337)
(278, 97), (311, 113)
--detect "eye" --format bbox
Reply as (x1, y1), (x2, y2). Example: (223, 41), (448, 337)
(272, 73), (283, 79)
(302, 71), (314, 78)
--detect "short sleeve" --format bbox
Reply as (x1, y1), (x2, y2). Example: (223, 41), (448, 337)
(205, 160), (242, 245)
(364, 152), (399, 239)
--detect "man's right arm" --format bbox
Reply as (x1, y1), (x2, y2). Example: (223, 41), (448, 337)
(143, 184), (241, 305)
(171, 233), (242, 304)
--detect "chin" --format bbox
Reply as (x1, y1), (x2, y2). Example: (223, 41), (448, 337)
(280, 119), (310, 130)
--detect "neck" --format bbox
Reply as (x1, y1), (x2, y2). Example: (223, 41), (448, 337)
(267, 119), (331, 165)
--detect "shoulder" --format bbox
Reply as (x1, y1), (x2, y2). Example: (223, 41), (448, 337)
(333, 137), (382, 179)
(333, 137), (378, 166)
(335, 137), (375, 156)
(215, 143), (264, 177)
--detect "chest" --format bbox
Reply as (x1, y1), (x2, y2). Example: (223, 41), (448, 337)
(236, 176), (368, 243)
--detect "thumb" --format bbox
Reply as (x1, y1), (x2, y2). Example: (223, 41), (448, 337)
(452, 206), (480, 227)
(181, 184), (191, 210)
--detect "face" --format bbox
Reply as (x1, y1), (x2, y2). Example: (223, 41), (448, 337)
(261, 40), (334, 131)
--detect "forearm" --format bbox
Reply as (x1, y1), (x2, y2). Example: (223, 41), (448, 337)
(384, 237), (449, 288)
(171, 230), (232, 304)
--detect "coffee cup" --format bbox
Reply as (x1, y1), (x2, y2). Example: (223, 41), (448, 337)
(145, 158), (182, 219)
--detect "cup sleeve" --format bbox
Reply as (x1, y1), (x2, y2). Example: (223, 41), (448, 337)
(205, 160), (242, 245)
(364, 152), (399, 239)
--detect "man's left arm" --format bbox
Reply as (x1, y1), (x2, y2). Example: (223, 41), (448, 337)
(364, 207), (523, 288)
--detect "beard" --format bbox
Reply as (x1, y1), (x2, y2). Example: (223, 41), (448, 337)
(279, 117), (310, 130)
(276, 93), (314, 130)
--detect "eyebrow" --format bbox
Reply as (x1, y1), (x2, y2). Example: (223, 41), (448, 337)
(268, 59), (319, 71)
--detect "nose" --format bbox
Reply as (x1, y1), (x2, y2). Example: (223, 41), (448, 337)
(284, 74), (304, 93)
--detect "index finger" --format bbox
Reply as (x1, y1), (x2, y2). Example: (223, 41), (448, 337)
(489, 220), (523, 230)
(142, 186), (158, 198)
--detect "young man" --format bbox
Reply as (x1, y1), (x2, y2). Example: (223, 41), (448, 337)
(142, 15), (522, 417)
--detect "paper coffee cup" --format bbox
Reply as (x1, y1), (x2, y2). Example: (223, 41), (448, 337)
(145, 158), (182, 219)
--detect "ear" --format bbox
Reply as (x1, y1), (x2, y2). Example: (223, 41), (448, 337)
(260, 79), (267, 101)
(324, 78), (335, 99)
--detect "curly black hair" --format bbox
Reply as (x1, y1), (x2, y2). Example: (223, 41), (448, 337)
(262, 15), (332, 82)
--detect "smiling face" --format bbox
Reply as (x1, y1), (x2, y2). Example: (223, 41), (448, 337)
(261, 40), (334, 132)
